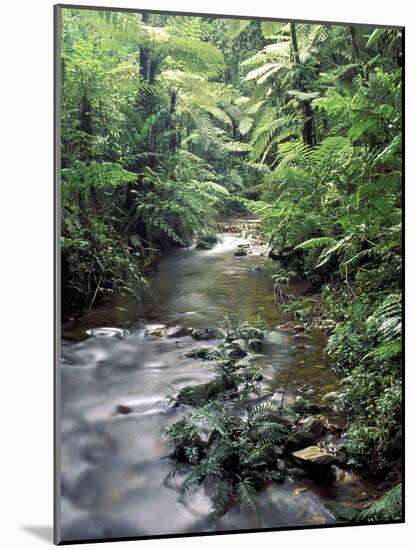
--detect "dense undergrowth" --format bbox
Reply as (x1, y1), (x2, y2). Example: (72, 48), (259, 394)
(60, 9), (402, 516)
(166, 319), (292, 516)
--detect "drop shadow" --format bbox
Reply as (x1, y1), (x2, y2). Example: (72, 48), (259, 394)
(21, 525), (53, 543)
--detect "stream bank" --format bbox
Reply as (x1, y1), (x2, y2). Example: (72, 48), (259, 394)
(60, 221), (378, 542)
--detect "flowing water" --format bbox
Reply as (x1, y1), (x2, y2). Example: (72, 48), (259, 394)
(60, 227), (373, 542)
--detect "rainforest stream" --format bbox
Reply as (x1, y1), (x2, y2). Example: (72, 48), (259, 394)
(60, 222), (375, 541)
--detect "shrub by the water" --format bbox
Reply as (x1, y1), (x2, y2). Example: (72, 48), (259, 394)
(166, 401), (290, 516)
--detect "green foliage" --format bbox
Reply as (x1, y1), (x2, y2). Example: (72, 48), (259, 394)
(165, 400), (288, 515)
(166, 319), (296, 515)
(295, 237), (337, 250)
(60, 9), (244, 315)
(177, 318), (266, 406)
(326, 291), (402, 475)
(60, 7), (402, 495)
(358, 484), (402, 522)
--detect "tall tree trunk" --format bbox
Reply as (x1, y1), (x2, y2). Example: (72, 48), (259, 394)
(139, 13), (149, 81)
(290, 23), (301, 67)
(349, 27), (368, 81)
(169, 90), (178, 151)
(290, 23), (316, 146)
(350, 26), (360, 63)
(80, 91), (93, 135)
(149, 59), (158, 85)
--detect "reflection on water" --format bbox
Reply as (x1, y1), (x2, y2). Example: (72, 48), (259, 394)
(60, 232), (367, 542)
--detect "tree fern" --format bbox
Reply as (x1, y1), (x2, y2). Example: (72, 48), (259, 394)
(226, 19), (251, 41)
(368, 294), (401, 341)
(358, 484), (402, 521)
(294, 237), (337, 250)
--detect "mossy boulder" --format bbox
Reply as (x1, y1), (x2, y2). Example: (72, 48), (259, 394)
(195, 240), (213, 250)
(177, 381), (225, 406)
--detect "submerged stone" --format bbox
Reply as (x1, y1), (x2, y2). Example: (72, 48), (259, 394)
(324, 502), (358, 522)
(116, 405), (133, 415)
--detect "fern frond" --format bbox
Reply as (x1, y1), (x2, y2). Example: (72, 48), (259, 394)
(226, 19), (251, 41)
(295, 237), (337, 250)
(368, 294), (401, 341)
(236, 477), (258, 513)
(358, 484), (402, 521)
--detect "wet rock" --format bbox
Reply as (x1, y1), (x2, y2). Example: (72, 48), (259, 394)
(146, 329), (165, 337)
(293, 333), (312, 340)
(292, 446), (336, 467)
(183, 347), (212, 359)
(277, 459), (286, 471)
(202, 234), (218, 245)
(252, 265), (262, 271)
(287, 467), (308, 479)
(274, 445), (285, 457)
(285, 430), (317, 453)
(195, 240), (214, 250)
(276, 322), (294, 330)
(177, 381), (225, 406)
(249, 339), (263, 352)
(335, 451), (348, 465)
(322, 391), (339, 401)
(293, 487), (308, 496)
(191, 328), (218, 340)
(270, 392), (283, 404)
(294, 325), (305, 332)
(225, 340), (247, 358)
(324, 502), (358, 522)
(251, 443), (277, 464)
(166, 326), (191, 338)
(87, 327), (128, 338)
(116, 405), (132, 415)
(292, 397), (323, 415)
(299, 416), (327, 437)
(294, 344), (306, 350)
(320, 319), (336, 332)
(145, 324), (167, 337)
(234, 249), (247, 257)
